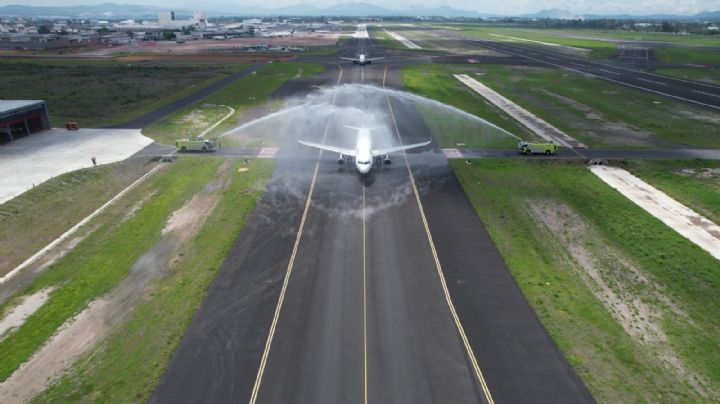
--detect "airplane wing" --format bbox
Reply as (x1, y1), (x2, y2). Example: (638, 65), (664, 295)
(366, 57), (385, 61)
(372, 140), (431, 156)
(340, 57), (357, 61)
(298, 140), (356, 156)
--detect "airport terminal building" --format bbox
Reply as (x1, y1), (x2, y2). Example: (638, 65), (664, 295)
(0, 100), (51, 145)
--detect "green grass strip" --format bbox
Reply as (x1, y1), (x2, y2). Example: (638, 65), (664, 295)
(34, 159), (274, 402)
(453, 159), (720, 401)
(0, 158), (221, 382)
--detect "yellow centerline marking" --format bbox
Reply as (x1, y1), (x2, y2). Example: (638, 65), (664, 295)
(249, 64), (343, 404)
(382, 66), (495, 404)
(362, 185), (368, 404)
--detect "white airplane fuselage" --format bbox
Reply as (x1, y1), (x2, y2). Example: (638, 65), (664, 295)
(353, 128), (374, 174)
(355, 54), (370, 65)
(298, 127), (430, 178)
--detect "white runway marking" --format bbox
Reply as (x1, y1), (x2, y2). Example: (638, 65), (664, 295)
(258, 147), (278, 158)
(599, 68), (621, 75)
(637, 77), (667, 86)
(384, 29), (421, 49)
(384, 67), (495, 404)
(590, 165), (720, 262)
(249, 64), (343, 404)
(353, 24), (369, 39)
(693, 90), (720, 99)
(489, 33), (586, 52)
(442, 148), (463, 159)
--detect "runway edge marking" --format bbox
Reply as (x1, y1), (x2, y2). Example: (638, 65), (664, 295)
(382, 67), (495, 404)
(249, 64), (343, 404)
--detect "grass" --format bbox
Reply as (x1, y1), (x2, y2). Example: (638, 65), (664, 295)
(0, 158), (221, 382)
(193, 61), (324, 140)
(143, 104), (232, 145)
(433, 23), (720, 47)
(655, 67), (720, 85)
(0, 159), (153, 276)
(451, 26), (618, 59)
(34, 158), (273, 402)
(452, 158), (720, 401)
(142, 62), (323, 144)
(416, 64), (719, 148)
(402, 64), (536, 147)
(0, 62), (247, 127)
(302, 44), (341, 56)
(656, 47), (720, 65)
(622, 159), (720, 225)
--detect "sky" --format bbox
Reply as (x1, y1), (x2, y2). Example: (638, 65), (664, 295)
(3, 0), (719, 15)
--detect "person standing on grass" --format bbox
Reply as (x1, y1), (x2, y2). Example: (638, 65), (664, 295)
(91, 155), (97, 166)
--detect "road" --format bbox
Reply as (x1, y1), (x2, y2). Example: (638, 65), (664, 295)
(152, 36), (592, 403)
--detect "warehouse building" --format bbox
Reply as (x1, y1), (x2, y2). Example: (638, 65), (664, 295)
(0, 100), (51, 145)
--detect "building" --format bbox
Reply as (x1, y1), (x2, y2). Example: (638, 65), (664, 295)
(158, 11), (176, 25)
(0, 100), (51, 145)
(193, 11), (207, 22)
(157, 10), (206, 29)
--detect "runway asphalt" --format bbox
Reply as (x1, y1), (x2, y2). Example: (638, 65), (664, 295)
(152, 36), (593, 403)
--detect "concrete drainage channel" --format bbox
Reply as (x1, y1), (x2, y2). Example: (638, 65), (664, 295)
(589, 164), (720, 261)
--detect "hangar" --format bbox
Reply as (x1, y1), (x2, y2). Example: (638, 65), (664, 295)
(0, 100), (51, 145)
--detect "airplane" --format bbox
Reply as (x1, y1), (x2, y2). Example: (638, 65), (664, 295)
(340, 54), (384, 65)
(298, 126), (431, 175)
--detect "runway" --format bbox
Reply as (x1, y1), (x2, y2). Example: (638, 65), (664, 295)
(437, 32), (720, 111)
(152, 35), (592, 403)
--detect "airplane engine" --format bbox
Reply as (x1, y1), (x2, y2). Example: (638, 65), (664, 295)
(337, 154), (345, 165)
(383, 154), (391, 165)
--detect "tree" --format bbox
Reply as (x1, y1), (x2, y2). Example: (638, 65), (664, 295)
(37, 25), (51, 34)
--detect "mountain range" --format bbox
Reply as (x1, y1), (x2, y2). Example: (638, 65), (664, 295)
(0, 2), (718, 21)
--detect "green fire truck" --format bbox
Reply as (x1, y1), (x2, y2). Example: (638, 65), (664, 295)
(176, 137), (217, 152)
(517, 141), (558, 155)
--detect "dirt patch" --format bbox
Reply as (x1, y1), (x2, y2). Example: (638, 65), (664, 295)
(675, 108), (720, 125)
(0, 288), (54, 341)
(81, 34), (338, 58)
(528, 199), (709, 397)
(0, 160), (234, 403)
(163, 160), (233, 238)
(677, 168), (720, 179)
(529, 201), (668, 342)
